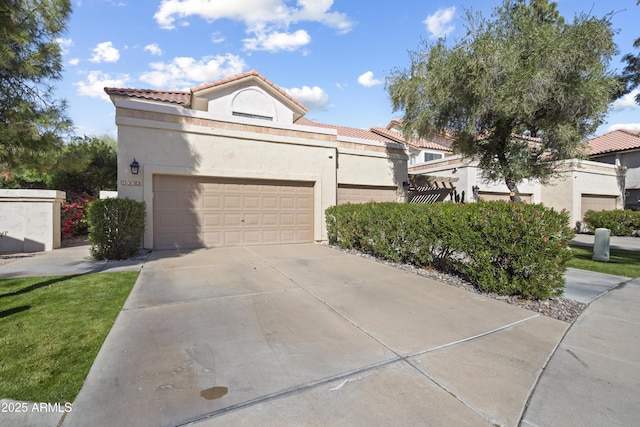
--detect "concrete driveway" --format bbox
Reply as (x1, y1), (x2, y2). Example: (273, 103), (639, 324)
(63, 244), (568, 427)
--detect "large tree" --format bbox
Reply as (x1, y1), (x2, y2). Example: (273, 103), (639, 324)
(621, 1), (640, 104)
(0, 0), (73, 174)
(387, 0), (621, 202)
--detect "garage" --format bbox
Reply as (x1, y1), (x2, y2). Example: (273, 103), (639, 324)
(581, 194), (618, 218)
(153, 175), (314, 250)
(337, 184), (398, 205)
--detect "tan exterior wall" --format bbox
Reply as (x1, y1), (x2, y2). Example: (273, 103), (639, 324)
(541, 160), (623, 226)
(0, 190), (65, 252)
(114, 98), (406, 248)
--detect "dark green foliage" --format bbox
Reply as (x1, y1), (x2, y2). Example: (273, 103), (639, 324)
(0, 135), (117, 197)
(87, 198), (146, 260)
(326, 201), (574, 299)
(0, 0), (73, 171)
(387, 0), (621, 202)
(583, 209), (640, 236)
(49, 135), (117, 198)
(621, 1), (640, 105)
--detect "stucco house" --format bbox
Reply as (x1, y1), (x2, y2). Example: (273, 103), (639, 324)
(105, 70), (407, 250)
(588, 129), (640, 210)
(403, 128), (623, 226)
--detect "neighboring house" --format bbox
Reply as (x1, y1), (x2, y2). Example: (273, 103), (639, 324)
(371, 119), (453, 167)
(105, 70), (407, 250)
(588, 130), (640, 210)
(405, 130), (622, 226)
(371, 120), (455, 203)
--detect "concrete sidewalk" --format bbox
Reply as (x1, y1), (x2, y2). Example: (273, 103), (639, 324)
(521, 277), (640, 427)
(521, 234), (640, 426)
(0, 244), (148, 278)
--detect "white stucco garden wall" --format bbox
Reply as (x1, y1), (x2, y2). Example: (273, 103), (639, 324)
(0, 189), (65, 253)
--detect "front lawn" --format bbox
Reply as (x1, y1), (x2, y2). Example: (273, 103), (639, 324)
(568, 245), (640, 278)
(0, 272), (138, 403)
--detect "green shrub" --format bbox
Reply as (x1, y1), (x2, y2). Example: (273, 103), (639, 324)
(87, 198), (146, 260)
(326, 201), (574, 299)
(583, 209), (640, 236)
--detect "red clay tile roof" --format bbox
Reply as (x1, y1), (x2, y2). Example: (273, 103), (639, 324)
(296, 117), (398, 143)
(191, 70), (308, 112)
(370, 126), (453, 151)
(104, 87), (191, 106)
(105, 70), (308, 113)
(588, 130), (640, 156)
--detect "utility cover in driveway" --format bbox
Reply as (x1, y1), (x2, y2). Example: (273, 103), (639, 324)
(153, 175), (314, 249)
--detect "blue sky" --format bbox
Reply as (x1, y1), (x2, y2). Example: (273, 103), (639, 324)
(58, 0), (640, 138)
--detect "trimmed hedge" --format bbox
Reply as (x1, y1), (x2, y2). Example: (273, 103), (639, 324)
(87, 198), (146, 260)
(583, 209), (640, 236)
(326, 202), (574, 299)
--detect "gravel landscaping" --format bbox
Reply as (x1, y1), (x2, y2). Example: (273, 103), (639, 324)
(332, 246), (587, 324)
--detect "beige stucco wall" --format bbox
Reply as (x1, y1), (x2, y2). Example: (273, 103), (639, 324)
(0, 189), (65, 253)
(541, 160), (622, 225)
(410, 155), (541, 202)
(114, 98), (405, 248)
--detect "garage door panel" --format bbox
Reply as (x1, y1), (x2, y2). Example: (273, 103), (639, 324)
(245, 196), (260, 209)
(154, 175), (314, 249)
(203, 231), (223, 246)
(297, 213), (312, 226)
(224, 195), (242, 209)
(244, 213), (260, 225)
(202, 213), (221, 227)
(203, 195), (222, 209)
(281, 197), (295, 209)
(263, 196), (278, 209)
(223, 213), (241, 227)
(261, 213), (276, 226)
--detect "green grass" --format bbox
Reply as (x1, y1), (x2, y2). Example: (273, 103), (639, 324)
(0, 272), (138, 403)
(568, 245), (640, 278)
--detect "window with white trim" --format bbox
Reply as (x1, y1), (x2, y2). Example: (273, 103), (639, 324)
(424, 152), (443, 162)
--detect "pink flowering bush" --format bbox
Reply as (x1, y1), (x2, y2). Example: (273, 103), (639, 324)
(61, 195), (96, 240)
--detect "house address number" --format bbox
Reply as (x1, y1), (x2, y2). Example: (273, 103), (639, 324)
(121, 180), (141, 186)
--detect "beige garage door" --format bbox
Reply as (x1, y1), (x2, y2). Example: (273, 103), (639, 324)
(337, 184), (398, 205)
(153, 175), (314, 249)
(581, 194), (618, 218)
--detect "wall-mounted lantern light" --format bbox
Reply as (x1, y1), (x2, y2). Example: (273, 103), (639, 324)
(129, 159), (140, 175)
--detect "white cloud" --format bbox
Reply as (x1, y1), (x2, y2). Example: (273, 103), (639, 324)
(144, 43), (163, 56)
(75, 70), (130, 101)
(153, 0), (353, 53)
(139, 54), (246, 88)
(244, 29), (311, 51)
(608, 123), (640, 132)
(357, 71), (382, 88)
(56, 38), (73, 54)
(285, 85), (329, 111)
(612, 89), (640, 112)
(90, 41), (120, 63)
(69, 58), (80, 66)
(211, 32), (225, 43)
(424, 6), (456, 39)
